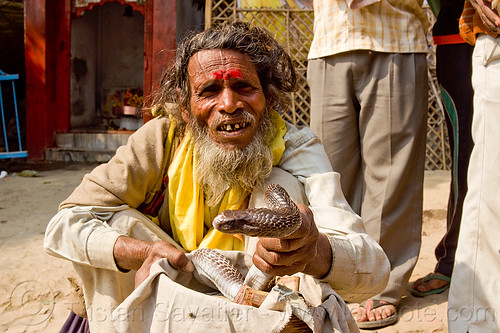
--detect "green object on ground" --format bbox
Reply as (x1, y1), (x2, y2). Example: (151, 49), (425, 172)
(17, 170), (38, 177)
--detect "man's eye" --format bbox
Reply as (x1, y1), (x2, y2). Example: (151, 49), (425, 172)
(199, 85), (220, 96)
(233, 82), (254, 92)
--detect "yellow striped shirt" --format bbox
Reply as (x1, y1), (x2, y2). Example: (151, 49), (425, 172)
(308, 0), (430, 59)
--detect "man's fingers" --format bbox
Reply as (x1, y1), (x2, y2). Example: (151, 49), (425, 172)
(254, 240), (317, 268)
(135, 256), (154, 288)
(161, 247), (195, 273)
(251, 203), (320, 277)
(171, 253), (195, 273)
(252, 253), (307, 276)
(259, 237), (296, 252)
(471, 0), (500, 33)
(149, 241), (195, 273)
(134, 247), (194, 289)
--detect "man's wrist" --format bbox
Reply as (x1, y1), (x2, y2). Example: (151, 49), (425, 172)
(113, 236), (152, 271)
(305, 233), (333, 278)
(318, 235), (336, 280)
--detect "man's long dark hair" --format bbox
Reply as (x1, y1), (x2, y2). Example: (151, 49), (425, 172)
(150, 21), (297, 132)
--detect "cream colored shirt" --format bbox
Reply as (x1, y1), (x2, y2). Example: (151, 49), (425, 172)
(308, 0), (430, 59)
(44, 116), (389, 303)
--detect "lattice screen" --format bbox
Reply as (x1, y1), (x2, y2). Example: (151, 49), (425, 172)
(206, 0), (451, 170)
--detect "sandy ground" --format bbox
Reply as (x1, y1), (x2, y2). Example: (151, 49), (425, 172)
(0, 162), (451, 332)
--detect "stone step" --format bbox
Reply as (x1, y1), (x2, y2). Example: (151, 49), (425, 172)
(45, 147), (117, 162)
(46, 132), (132, 162)
(54, 132), (132, 150)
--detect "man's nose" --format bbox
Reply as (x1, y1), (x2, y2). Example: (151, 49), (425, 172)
(217, 88), (243, 114)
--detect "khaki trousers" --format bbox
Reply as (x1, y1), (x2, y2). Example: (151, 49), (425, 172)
(307, 51), (428, 304)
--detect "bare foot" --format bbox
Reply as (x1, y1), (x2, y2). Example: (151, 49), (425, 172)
(356, 299), (396, 323)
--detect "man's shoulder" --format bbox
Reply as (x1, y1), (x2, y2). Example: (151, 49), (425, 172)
(284, 122), (320, 148)
(132, 116), (171, 140)
(141, 115), (171, 130)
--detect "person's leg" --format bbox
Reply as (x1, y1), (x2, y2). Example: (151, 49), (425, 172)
(435, 43), (474, 277)
(412, 43), (474, 296)
(308, 54), (363, 213)
(448, 34), (500, 332)
(355, 52), (428, 326)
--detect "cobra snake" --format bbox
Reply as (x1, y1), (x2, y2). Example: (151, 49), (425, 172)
(190, 183), (302, 301)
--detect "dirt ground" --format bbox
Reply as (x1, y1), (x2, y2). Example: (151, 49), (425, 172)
(0, 161), (451, 332)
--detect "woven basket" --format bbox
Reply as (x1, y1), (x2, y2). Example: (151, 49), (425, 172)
(282, 315), (313, 332)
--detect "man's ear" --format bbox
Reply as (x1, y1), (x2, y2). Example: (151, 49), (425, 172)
(181, 109), (190, 123)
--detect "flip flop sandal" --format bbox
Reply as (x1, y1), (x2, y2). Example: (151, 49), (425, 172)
(410, 273), (451, 297)
(356, 299), (397, 329)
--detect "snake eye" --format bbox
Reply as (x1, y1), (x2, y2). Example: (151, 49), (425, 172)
(213, 218), (233, 231)
(222, 220), (234, 228)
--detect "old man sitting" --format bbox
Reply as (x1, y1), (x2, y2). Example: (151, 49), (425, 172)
(45, 21), (389, 332)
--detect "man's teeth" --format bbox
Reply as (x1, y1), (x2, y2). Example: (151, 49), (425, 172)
(221, 122), (246, 132)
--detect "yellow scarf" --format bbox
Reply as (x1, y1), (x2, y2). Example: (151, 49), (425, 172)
(167, 111), (287, 252)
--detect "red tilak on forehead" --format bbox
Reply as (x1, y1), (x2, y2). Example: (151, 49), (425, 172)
(212, 68), (243, 80)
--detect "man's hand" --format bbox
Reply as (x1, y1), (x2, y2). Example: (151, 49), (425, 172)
(471, 0), (500, 34)
(252, 204), (332, 279)
(113, 236), (194, 288)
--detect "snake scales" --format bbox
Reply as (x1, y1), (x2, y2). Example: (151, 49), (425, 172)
(190, 183), (302, 301)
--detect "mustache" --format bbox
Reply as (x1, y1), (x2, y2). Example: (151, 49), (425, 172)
(207, 110), (256, 132)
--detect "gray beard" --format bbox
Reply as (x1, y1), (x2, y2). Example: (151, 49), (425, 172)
(189, 109), (276, 207)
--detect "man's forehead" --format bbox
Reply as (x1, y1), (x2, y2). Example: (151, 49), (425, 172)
(187, 49), (256, 76)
